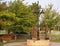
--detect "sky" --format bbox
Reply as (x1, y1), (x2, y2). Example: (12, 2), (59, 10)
(0, 0), (60, 12)
(23, 0), (60, 12)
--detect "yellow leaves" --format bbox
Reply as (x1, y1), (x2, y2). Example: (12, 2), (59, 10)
(0, 10), (17, 28)
(3, 21), (13, 25)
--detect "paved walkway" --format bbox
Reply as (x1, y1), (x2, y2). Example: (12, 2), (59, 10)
(4, 42), (26, 46)
(50, 42), (60, 46)
(4, 42), (60, 46)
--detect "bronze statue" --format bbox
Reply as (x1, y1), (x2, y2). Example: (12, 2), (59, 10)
(31, 26), (38, 41)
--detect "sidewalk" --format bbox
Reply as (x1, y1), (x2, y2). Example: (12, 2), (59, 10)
(51, 42), (60, 46)
(4, 42), (60, 46)
(4, 42), (26, 46)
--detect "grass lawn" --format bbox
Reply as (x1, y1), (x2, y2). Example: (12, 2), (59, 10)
(51, 40), (60, 42)
(0, 42), (3, 46)
(49, 33), (60, 42)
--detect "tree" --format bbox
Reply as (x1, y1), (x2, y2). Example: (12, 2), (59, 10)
(0, 2), (7, 11)
(8, 0), (41, 33)
(0, 10), (16, 33)
(7, 0), (41, 40)
(41, 4), (60, 39)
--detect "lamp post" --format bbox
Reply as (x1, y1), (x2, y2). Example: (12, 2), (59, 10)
(34, 1), (40, 40)
(34, 1), (44, 40)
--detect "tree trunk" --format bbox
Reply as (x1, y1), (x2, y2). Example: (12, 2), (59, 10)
(8, 30), (10, 35)
(49, 29), (51, 34)
(45, 26), (49, 40)
(14, 34), (17, 40)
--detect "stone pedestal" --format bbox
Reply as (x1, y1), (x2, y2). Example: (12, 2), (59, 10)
(27, 39), (50, 46)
